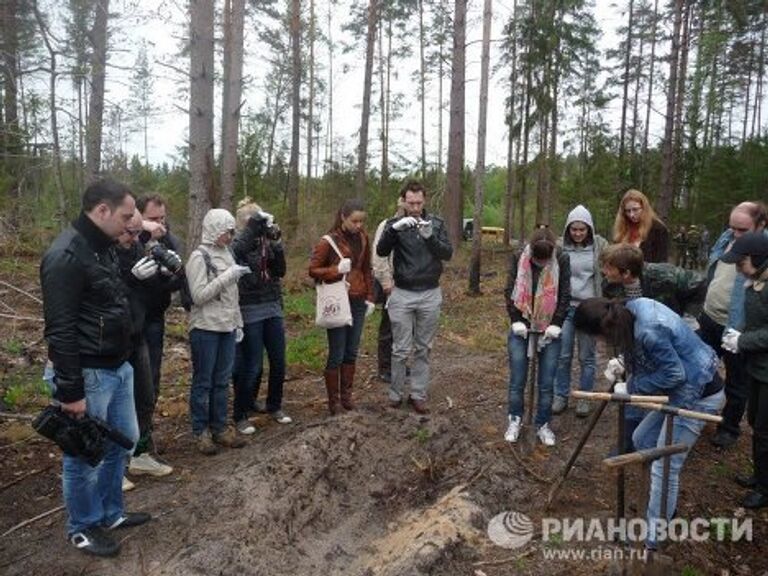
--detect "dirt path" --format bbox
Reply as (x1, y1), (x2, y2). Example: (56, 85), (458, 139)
(1, 254), (767, 575)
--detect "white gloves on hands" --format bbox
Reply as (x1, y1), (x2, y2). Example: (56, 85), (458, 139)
(393, 216), (419, 231)
(131, 256), (159, 280)
(417, 219), (433, 239)
(512, 322), (528, 338)
(365, 301), (376, 317)
(544, 325), (562, 340)
(722, 328), (741, 354)
(235, 328), (244, 343)
(604, 356), (625, 384)
(337, 258), (352, 274)
(613, 381), (628, 395)
(230, 264), (252, 279)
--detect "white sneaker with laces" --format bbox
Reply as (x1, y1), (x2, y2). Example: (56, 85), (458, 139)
(128, 453), (173, 477)
(537, 423), (556, 446)
(236, 419), (257, 435)
(504, 415), (522, 443)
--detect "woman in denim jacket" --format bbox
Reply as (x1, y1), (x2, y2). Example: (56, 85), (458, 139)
(575, 297), (724, 549)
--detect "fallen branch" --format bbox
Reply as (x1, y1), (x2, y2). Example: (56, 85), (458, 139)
(509, 446), (552, 484)
(0, 313), (44, 322)
(0, 504), (65, 538)
(473, 546), (536, 567)
(0, 465), (51, 493)
(0, 280), (43, 304)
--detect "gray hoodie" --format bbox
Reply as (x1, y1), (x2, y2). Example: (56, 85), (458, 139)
(562, 205), (607, 304)
(185, 208), (243, 332)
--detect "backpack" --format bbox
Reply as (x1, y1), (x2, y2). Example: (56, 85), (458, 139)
(179, 247), (218, 312)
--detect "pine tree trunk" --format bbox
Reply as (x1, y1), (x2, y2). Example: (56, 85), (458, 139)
(619, 0), (634, 175)
(469, 0), (492, 295)
(287, 0), (301, 225)
(306, 0), (315, 189)
(742, 41), (754, 144)
(188, 0), (215, 253)
(503, 0), (518, 247)
(266, 68), (286, 178)
(85, 0), (109, 184)
(672, 0), (691, 209)
(325, 2), (334, 170)
(355, 0), (378, 199)
(640, 0), (658, 191)
(418, 0), (427, 178)
(753, 20), (766, 138)
(658, 0), (684, 222)
(445, 0), (467, 249)
(220, 0), (245, 212)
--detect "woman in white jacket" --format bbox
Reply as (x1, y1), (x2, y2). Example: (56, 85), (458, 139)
(186, 208), (250, 455)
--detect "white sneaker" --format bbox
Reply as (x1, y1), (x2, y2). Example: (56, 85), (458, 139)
(122, 476), (136, 492)
(504, 416), (522, 443)
(537, 423), (556, 446)
(236, 419), (257, 435)
(128, 453), (173, 477)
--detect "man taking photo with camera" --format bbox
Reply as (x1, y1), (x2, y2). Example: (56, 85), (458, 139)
(41, 179), (151, 557)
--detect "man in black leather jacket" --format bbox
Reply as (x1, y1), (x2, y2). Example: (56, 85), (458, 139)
(376, 180), (453, 414)
(41, 179), (150, 557)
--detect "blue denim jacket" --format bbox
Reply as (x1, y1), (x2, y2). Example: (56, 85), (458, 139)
(707, 229), (747, 330)
(627, 298), (718, 409)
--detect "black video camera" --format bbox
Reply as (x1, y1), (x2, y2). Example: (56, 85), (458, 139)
(32, 405), (134, 467)
(149, 244), (184, 275)
(247, 214), (282, 241)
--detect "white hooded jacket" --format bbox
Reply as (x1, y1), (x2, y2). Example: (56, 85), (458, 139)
(185, 208), (243, 332)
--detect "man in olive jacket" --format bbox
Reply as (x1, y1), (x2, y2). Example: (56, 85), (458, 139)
(41, 179), (150, 557)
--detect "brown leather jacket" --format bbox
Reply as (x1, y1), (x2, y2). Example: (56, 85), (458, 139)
(309, 229), (374, 301)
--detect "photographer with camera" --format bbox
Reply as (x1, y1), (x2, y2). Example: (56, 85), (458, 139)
(40, 179), (150, 557)
(230, 199), (291, 434)
(135, 195), (184, 452)
(115, 210), (174, 483)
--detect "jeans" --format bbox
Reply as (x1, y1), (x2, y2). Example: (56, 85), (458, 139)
(144, 318), (165, 400)
(633, 388), (725, 547)
(61, 362), (139, 534)
(377, 306), (393, 377)
(507, 330), (561, 427)
(326, 298), (367, 369)
(130, 339), (155, 454)
(747, 376), (768, 494)
(554, 305), (596, 398)
(697, 312), (748, 436)
(233, 315), (286, 421)
(189, 329), (236, 436)
(388, 287), (442, 402)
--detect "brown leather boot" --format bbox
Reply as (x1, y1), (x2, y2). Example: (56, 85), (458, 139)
(340, 363), (356, 411)
(324, 368), (341, 415)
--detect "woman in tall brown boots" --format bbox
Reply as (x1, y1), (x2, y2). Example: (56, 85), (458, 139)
(309, 199), (375, 414)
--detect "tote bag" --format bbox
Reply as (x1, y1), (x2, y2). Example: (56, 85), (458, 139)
(315, 235), (353, 328)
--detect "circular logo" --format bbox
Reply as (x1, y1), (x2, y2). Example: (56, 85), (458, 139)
(487, 511), (534, 549)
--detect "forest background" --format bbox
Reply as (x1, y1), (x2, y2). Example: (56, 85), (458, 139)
(0, 0), (766, 265)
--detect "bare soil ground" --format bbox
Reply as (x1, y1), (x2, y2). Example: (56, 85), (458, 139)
(1, 248), (767, 576)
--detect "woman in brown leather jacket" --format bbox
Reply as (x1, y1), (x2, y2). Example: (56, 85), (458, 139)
(309, 199), (375, 415)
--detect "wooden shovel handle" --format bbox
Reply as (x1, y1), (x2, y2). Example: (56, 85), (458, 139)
(571, 391), (670, 404)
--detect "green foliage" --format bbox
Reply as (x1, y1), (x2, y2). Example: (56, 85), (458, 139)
(414, 427), (431, 443)
(1, 369), (51, 411)
(680, 567), (702, 576)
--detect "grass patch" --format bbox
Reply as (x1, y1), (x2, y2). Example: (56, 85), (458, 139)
(286, 329), (326, 371)
(5, 338), (23, 355)
(1, 367), (51, 411)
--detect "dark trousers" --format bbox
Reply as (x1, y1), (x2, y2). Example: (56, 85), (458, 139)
(326, 298), (367, 369)
(129, 339), (155, 454)
(144, 318), (166, 400)
(377, 307), (392, 377)
(697, 312), (748, 436)
(748, 376), (768, 494)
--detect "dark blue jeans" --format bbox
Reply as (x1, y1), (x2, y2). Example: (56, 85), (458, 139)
(233, 315), (287, 421)
(507, 330), (561, 427)
(189, 329), (236, 436)
(326, 298), (367, 369)
(144, 318), (165, 400)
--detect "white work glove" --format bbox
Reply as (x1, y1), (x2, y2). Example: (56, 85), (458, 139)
(722, 328), (741, 354)
(392, 216), (418, 231)
(228, 264), (252, 280)
(235, 328), (244, 343)
(613, 381), (628, 395)
(417, 219), (433, 239)
(337, 258), (352, 274)
(131, 256), (159, 280)
(365, 301), (376, 317)
(257, 210), (275, 227)
(511, 322), (528, 339)
(604, 356), (625, 384)
(544, 325), (562, 340)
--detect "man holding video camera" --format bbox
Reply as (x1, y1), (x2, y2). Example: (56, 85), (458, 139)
(41, 179), (150, 557)
(376, 180), (453, 414)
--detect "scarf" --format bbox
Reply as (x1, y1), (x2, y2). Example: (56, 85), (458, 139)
(627, 222), (641, 245)
(512, 244), (560, 331)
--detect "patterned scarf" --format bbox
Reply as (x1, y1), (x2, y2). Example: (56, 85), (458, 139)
(512, 244), (560, 331)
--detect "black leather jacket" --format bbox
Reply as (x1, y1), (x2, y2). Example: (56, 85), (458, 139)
(41, 213), (133, 403)
(376, 211), (453, 291)
(231, 225), (286, 307)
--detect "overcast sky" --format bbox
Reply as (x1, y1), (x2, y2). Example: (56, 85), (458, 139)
(100, 0), (642, 173)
